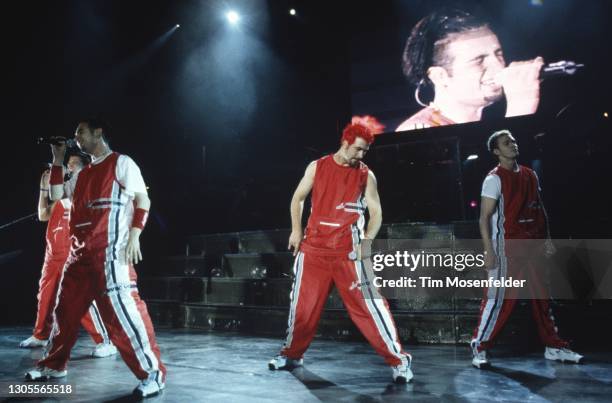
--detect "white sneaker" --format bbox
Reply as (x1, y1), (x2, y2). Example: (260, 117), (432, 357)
(268, 355), (303, 370)
(472, 349), (491, 369)
(19, 336), (48, 348)
(91, 342), (118, 358)
(133, 379), (165, 398)
(25, 366), (67, 381)
(544, 347), (584, 363)
(391, 354), (413, 383)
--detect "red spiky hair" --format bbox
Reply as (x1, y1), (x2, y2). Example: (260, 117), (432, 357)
(341, 115), (386, 145)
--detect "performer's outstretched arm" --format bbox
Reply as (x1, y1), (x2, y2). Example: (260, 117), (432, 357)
(288, 161), (316, 256)
(364, 170), (382, 240)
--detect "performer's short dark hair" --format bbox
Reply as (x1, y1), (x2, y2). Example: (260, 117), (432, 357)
(487, 129), (512, 153)
(79, 117), (111, 144)
(401, 8), (489, 86)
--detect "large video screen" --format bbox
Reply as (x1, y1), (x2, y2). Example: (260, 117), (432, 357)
(350, 0), (606, 132)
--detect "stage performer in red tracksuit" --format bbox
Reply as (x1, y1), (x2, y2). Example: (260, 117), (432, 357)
(471, 129), (583, 368)
(25, 118), (166, 398)
(268, 116), (413, 383)
(20, 153), (116, 359)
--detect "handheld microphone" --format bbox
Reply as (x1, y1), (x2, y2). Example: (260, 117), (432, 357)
(36, 137), (77, 147)
(540, 60), (584, 78)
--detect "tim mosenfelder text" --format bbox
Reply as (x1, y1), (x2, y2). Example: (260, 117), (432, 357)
(370, 251), (526, 289)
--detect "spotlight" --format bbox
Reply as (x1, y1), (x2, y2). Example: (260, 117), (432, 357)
(289, 8), (296, 16)
(175, 24), (180, 28)
(226, 10), (240, 25)
(466, 154), (479, 161)
(604, 112), (609, 118)
(469, 200), (478, 208)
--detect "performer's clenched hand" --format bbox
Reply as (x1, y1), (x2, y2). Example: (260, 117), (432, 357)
(501, 56), (544, 118)
(127, 228), (143, 264)
(288, 231), (303, 256)
(50, 141), (67, 165)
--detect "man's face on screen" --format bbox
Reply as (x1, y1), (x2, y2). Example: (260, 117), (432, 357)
(436, 27), (506, 108)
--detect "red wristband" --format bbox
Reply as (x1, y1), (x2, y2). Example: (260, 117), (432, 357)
(132, 208), (149, 230)
(50, 165), (63, 185)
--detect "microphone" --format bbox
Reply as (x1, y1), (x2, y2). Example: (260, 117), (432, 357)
(540, 60), (584, 78)
(36, 137), (77, 147)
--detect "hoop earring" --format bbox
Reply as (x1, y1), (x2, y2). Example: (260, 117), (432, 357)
(414, 79), (428, 107)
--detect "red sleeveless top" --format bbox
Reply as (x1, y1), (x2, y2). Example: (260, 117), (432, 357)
(490, 165), (546, 239)
(301, 155), (369, 257)
(70, 152), (134, 260)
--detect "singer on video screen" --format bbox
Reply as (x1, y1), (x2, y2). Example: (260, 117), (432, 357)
(396, 8), (544, 131)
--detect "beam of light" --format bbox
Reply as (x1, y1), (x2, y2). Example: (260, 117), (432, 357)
(226, 10), (240, 25)
(177, 0), (278, 138)
(93, 24), (179, 95)
(144, 24), (180, 51)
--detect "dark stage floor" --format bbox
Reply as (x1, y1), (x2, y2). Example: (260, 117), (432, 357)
(0, 327), (611, 402)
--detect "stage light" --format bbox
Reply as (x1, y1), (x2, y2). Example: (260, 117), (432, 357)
(469, 200), (478, 208)
(466, 154), (479, 161)
(175, 24), (180, 28)
(226, 10), (240, 25)
(289, 9), (296, 16)
(604, 112), (609, 118)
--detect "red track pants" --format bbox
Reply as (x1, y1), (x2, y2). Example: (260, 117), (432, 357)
(39, 254), (166, 383)
(33, 253), (108, 344)
(281, 252), (409, 367)
(472, 255), (569, 352)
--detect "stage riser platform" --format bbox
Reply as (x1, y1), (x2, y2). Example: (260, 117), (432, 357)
(147, 222), (480, 278)
(146, 300), (607, 347)
(152, 253), (295, 277)
(139, 277), (489, 310)
(141, 222), (612, 349)
(184, 222), (480, 256)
